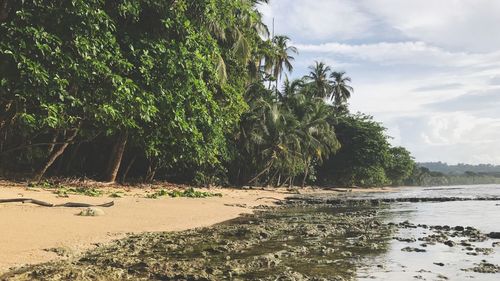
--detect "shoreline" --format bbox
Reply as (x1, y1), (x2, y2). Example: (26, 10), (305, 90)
(0, 181), (393, 273)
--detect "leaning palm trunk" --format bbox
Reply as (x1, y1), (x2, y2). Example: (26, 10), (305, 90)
(248, 159), (274, 185)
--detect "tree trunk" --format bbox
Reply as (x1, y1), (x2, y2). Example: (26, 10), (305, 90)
(103, 131), (128, 183)
(33, 128), (79, 182)
(0, 100), (14, 132)
(265, 170), (279, 187)
(302, 168), (309, 188)
(121, 154), (137, 183)
(248, 160), (274, 185)
(144, 160), (158, 183)
(301, 159), (310, 187)
(47, 130), (59, 155)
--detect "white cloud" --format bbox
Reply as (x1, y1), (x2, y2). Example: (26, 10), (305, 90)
(261, 0), (373, 41)
(386, 113), (500, 164)
(361, 0), (500, 52)
(296, 41), (500, 68)
(258, 1), (500, 164)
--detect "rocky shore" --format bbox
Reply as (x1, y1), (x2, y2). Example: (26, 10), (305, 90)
(1, 194), (499, 281)
(1, 202), (392, 281)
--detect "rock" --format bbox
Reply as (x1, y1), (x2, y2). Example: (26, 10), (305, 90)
(78, 207), (105, 217)
(444, 240), (456, 247)
(401, 247), (426, 253)
(44, 247), (73, 257)
(492, 242), (500, 247)
(475, 247), (494, 255)
(487, 232), (500, 239)
(463, 262), (500, 274)
(454, 226), (465, 231)
(393, 237), (417, 243)
(434, 262), (445, 267)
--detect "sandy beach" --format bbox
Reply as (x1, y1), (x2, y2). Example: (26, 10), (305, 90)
(0, 183), (286, 272)
(0, 181), (393, 273)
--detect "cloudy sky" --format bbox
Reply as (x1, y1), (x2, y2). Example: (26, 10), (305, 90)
(259, 0), (500, 165)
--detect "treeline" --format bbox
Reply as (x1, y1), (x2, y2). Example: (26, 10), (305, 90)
(0, 0), (416, 187)
(418, 162), (500, 175)
(408, 164), (500, 186)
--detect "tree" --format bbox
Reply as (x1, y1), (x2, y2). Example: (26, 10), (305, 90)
(0, 0), (266, 183)
(283, 93), (339, 186)
(304, 61), (332, 99)
(385, 146), (415, 186)
(268, 35), (298, 92)
(330, 71), (353, 111)
(318, 114), (392, 187)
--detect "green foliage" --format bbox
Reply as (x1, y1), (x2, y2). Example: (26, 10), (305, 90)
(28, 181), (104, 197)
(406, 166), (500, 186)
(54, 187), (104, 198)
(146, 188), (222, 199)
(385, 147), (415, 186)
(318, 114), (392, 187)
(0, 0), (419, 189)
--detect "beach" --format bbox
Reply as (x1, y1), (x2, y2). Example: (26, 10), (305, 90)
(0, 182), (289, 272)
(0, 181), (392, 272)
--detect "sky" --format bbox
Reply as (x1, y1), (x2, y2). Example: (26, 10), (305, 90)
(259, 0), (500, 165)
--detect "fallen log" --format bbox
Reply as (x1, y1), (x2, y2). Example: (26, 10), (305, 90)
(0, 198), (114, 208)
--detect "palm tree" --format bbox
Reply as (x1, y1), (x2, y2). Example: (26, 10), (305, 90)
(283, 94), (339, 186)
(304, 61), (332, 99)
(330, 71), (353, 108)
(205, 0), (270, 83)
(267, 35), (298, 91)
(281, 77), (304, 98)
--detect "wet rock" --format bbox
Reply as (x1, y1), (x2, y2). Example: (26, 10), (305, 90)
(460, 241), (472, 247)
(475, 248), (494, 255)
(487, 232), (500, 239)
(393, 237), (417, 243)
(433, 262), (445, 267)
(443, 240), (456, 247)
(454, 226), (465, 231)
(401, 247), (426, 253)
(462, 262), (500, 273)
(43, 247), (73, 257)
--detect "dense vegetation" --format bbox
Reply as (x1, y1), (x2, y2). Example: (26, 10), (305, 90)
(409, 163), (500, 186)
(0, 0), (416, 187)
(419, 162), (500, 175)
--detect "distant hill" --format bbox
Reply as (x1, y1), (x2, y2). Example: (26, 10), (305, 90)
(418, 162), (500, 175)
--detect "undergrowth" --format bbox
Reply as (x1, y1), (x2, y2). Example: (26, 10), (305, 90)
(146, 188), (222, 199)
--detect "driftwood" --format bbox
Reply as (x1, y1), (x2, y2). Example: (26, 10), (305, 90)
(0, 198), (114, 208)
